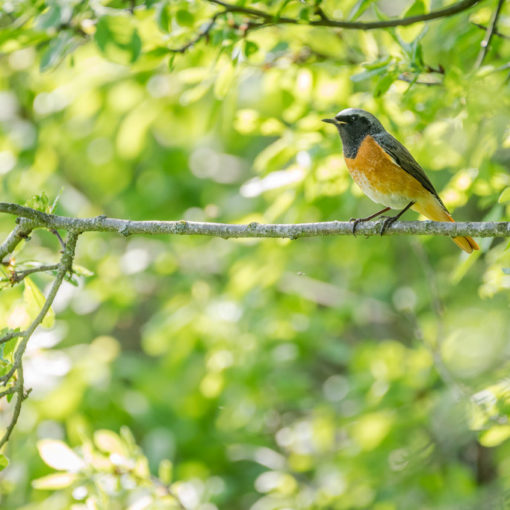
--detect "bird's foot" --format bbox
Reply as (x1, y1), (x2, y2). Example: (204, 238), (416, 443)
(379, 216), (398, 236)
(349, 217), (364, 236)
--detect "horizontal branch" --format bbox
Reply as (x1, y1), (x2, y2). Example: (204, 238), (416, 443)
(0, 202), (507, 239)
(207, 0), (483, 30)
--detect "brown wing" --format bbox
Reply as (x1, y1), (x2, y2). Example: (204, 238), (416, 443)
(372, 131), (447, 211)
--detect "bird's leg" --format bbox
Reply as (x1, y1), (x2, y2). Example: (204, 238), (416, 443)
(380, 201), (414, 236)
(350, 207), (390, 235)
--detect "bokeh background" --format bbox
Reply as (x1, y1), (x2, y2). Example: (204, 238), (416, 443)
(1, 0), (510, 508)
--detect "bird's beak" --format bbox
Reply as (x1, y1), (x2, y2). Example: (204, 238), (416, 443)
(322, 118), (346, 125)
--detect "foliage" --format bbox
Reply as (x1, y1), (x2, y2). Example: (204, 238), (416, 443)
(0, 0), (510, 509)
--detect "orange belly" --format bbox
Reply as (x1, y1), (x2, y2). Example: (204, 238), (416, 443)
(345, 135), (430, 209)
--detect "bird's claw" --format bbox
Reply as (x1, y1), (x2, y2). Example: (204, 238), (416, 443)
(349, 217), (362, 235)
(380, 216), (397, 236)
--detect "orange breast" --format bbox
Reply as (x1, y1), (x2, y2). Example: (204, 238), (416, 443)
(345, 135), (430, 209)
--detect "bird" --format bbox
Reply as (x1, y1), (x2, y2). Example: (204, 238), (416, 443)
(322, 108), (479, 253)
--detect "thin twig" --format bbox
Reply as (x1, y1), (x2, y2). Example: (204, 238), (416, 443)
(0, 387), (17, 399)
(0, 363), (25, 449)
(0, 202), (505, 239)
(8, 263), (60, 284)
(207, 0), (483, 30)
(474, 0), (506, 69)
(0, 330), (24, 345)
(471, 21), (510, 39)
(169, 10), (227, 53)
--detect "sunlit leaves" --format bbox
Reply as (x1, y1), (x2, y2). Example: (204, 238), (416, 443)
(38, 439), (86, 472)
(498, 187), (510, 203)
(0, 454), (8, 472)
(349, 0), (378, 21)
(155, 3), (172, 33)
(40, 31), (75, 71)
(94, 16), (142, 64)
(176, 9), (195, 28)
(35, 5), (63, 31)
(32, 472), (78, 489)
(480, 425), (510, 447)
(34, 428), (179, 507)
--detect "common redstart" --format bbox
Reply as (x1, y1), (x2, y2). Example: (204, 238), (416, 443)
(322, 108), (479, 253)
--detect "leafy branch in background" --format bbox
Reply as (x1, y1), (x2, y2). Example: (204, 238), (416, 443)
(205, 0), (483, 30)
(34, 427), (186, 508)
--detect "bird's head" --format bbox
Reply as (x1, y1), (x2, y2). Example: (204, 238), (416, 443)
(322, 108), (384, 136)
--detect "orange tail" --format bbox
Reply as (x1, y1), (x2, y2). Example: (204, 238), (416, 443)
(413, 200), (479, 254)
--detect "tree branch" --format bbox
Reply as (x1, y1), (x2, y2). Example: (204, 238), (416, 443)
(0, 232), (79, 449)
(207, 0), (483, 30)
(169, 10), (227, 53)
(474, 0), (505, 69)
(0, 202), (506, 239)
(471, 21), (510, 40)
(0, 219), (36, 262)
(7, 263), (61, 284)
(0, 330), (24, 345)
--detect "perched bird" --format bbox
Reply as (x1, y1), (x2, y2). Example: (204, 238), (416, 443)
(322, 108), (479, 253)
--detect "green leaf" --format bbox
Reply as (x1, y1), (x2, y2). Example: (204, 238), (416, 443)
(26, 192), (50, 213)
(156, 3), (172, 33)
(73, 265), (94, 277)
(374, 72), (397, 97)
(146, 47), (171, 58)
(244, 41), (259, 57)
(0, 454), (9, 472)
(298, 7), (312, 22)
(24, 277), (55, 328)
(498, 187), (510, 203)
(94, 16), (142, 64)
(351, 66), (389, 82)
(158, 459), (173, 484)
(214, 61), (235, 99)
(33, 473), (78, 489)
(349, 0), (377, 21)
(64, 273), (80, 286)
(363, 56), (392, 70)
(253, 136), (297, 173)
(36, 5), (62, 30)
(120, 426), (137, 450)
(40, 31), (74, 71)
(94, 430), (126, 455)
(49, 188), (64, 213)
(480, 425), (510, 447)
(404, 0), (426, 17)
(37, 439), (86, 471)
(176, 10), (194, 27)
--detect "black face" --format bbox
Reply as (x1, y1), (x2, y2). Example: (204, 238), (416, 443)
(322, 108), (385, 159)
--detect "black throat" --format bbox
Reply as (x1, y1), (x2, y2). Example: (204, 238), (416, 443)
(337, 125), (368, 159)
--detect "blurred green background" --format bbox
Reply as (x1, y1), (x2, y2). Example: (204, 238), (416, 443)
(0, 0), (510, 508)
